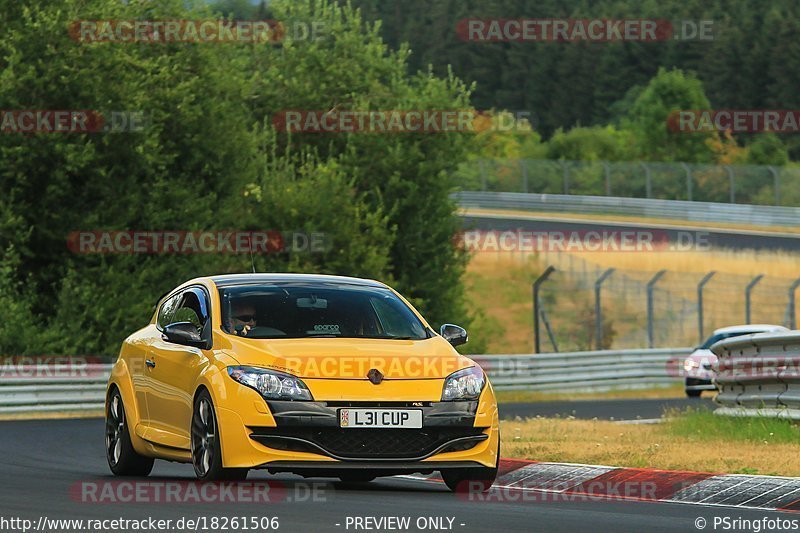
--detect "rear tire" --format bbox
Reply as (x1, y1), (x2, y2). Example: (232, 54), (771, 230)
(685, 389), (702, 398)
(106, 388), (154, 477)
(191, 390), (249, 481)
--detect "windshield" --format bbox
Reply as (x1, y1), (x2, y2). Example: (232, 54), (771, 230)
(218, 283), (429, 340)
(699, 331), (763, 350)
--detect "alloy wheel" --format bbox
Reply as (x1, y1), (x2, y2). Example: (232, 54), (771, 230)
(105, 393), (125, 466)
(192, 398), (216, 477)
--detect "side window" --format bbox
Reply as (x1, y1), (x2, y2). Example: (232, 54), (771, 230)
(175, 289), (208, 333)
(156, 287), (209, 333)
(157, 293), (181, 329)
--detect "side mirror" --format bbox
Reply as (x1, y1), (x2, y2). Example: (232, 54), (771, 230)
(440, 323), (468, 347)
(162, 322), (207, 349)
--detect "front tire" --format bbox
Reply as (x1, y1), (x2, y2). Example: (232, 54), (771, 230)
(441, 433), (499, 493)
(685, 389), (702, 398)
(191, 390), (249, 481)
(338, 473), (376, 484)
(106, 388), (154, 476)
(441, 465), (497, 493)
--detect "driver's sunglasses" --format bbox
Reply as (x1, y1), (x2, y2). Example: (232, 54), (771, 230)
(234, 314), (256, 322)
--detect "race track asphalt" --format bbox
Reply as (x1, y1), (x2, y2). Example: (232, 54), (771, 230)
(0, 417), (791, 533)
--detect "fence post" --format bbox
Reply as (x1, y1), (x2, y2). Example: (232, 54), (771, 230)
(682, 163), (693, 201)
(697, 271), (716, 342)
(595, 268), (615, 350)
(604, 162), (611, 196)
(647, 270), (667, 348)
(561, 161), (569, 195)
(788, 277), (800, 329)
(642, 162), (652, 199)
(540, 309), (559, 352)
(521, 159), (529, 193)
(479, 159), (487, 191)
(769, 166), (780, 206)
(726, 165), (735, 203)
(533, 266), (556, 353)
(744, 274), (764, 324)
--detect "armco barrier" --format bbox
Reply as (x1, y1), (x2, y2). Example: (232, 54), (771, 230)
(455, 191), (800, 228)
(0, 348), (691, 415)
(0, 363), (112, 415)
(475, 348), (689, 392)
(712, 331), (800, 419)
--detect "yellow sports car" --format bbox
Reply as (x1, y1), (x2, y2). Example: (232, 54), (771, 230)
(105, 274), (499, 491)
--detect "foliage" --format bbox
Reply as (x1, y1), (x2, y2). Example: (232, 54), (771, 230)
(0, 0), (474, 355)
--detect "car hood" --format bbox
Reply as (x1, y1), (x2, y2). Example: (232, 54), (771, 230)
(221, 336), (474, 379)
(688, 349), (718, 366)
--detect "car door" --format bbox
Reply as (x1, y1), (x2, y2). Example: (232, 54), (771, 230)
(132, 292), (182, 429)
(146, 286), (212, 449)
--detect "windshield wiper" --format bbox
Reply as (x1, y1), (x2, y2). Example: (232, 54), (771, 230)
(360, 335), (419, 340)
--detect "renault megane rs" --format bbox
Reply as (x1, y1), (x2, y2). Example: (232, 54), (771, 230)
(105, 274), (499, 491)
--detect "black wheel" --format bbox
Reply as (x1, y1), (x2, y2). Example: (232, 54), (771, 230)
(441, 435), (499, 493)
(106, 388), (154, 476)
(338, 473), (376, 484)
(441, 465), (497, 493)
(191, 390), (249, 481)
(685, 389), (702, 398)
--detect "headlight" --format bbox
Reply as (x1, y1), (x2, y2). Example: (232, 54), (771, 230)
(441, 366), (485, 401)
(683, 359), (701, 373)
(227, 366), (313, 401)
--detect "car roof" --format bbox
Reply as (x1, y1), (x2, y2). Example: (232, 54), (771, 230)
(206, 273), (388, 289)
(711, 324), (788, 335)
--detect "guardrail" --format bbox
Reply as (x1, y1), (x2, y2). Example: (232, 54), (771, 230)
(0, 348), (691, 415)
(712, 331), (800, 419)
(475, 347), (689, 392)
(454, 191), (800, 228)
(0, 363), (111, 415)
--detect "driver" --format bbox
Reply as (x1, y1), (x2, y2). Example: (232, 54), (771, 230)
(229, 300), (257, 336)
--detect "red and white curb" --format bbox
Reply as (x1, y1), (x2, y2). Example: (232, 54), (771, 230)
(408, 459), (800, 512)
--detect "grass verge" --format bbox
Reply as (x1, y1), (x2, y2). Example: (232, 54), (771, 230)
(464, 207), (800, 235)
(500, 408), (800, 476)
(0, 409), (103, 422)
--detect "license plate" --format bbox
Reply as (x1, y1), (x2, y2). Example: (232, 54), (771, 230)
(339, 408), (422, 429)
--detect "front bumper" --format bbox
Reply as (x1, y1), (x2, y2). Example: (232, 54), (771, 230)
(214, 381), (499, 471)
(685, 377), (716, 391)
(248, 401), (487, 461)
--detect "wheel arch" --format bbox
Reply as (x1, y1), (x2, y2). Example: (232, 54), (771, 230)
(106, 358), (140, 424)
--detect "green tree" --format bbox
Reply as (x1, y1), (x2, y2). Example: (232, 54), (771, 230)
(545, 126), (635, 162)
(0, 0), (475, 354)
(624, 68), (717, 162)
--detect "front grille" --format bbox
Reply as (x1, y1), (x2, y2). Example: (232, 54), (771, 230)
(249, 426), (486, 459)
